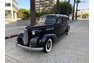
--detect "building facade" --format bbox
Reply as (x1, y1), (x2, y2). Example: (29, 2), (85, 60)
(35, 0), (54, 13)
(35, 0), (65, 13)
(5, 0), (18, 21)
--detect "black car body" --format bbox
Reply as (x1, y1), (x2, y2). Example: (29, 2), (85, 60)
(17, 14), (70, 53)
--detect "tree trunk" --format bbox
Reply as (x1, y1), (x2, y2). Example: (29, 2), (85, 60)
(75, 3), (78, 20)
(72, 0), (76, 20)
(67, 0), (70, 18)
(30, 0), (36, 26)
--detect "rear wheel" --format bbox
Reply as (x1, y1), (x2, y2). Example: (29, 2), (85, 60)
(65, 29), (69, 35)
(65, 26), (70, 35)
(43, 38), (53, 53)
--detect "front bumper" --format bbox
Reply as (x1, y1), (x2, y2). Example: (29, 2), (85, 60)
(17, 44), (31, 50)
(16, 43), (43, 51)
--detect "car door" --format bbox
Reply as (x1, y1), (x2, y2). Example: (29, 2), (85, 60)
(54, 17), (63, 37)
(62, 17), (68, 32)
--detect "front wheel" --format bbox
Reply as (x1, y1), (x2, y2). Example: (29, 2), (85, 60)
(43, 38), (53, 53)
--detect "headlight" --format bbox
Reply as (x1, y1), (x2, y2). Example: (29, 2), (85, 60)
(21, 31), (24, 33)
(32, 30), (35, 35)
(22, 28), (27, 33)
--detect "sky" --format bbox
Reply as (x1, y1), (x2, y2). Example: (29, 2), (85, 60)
(18, 0), (89, 10)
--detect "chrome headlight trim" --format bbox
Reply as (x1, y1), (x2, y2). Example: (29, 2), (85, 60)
(32, 30), (35, 35)
(21, 31), (24, 33)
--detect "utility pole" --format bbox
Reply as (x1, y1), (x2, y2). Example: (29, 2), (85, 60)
(30, 0), (36, 26)
(72, 0), (76, 20)
(56, 0), (59, 14)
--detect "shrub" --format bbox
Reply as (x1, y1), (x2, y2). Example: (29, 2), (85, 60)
(82, 13), (89, 18)
(52, 2), (72, 15)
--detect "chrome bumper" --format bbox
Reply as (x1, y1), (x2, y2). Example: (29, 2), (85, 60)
(17, 44), (31, 50)
(16, 44), (43, 51)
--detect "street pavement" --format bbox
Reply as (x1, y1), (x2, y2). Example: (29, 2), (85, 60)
(5, 20), (30, 27)
(5, 20), (89, 63)
(5, 26), (26, 38)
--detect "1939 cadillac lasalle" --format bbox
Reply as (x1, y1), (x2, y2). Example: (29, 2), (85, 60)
(17, 14), (70, 53)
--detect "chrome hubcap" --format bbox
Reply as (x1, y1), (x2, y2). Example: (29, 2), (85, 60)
(45, 39), (52, 52)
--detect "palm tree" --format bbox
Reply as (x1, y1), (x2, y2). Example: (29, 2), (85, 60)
(30, 0), (36, 26)
(75, 0), (81, 20)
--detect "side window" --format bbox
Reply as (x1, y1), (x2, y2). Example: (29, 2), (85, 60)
(57, 17), (62, 24)
(62, 17), (67, 24)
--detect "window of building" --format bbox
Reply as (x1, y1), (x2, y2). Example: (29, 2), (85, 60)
(5, 3), (11, 7)
(5, 10), (12, 19)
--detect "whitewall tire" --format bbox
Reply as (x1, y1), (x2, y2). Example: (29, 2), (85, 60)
(43, 38), (53, 53)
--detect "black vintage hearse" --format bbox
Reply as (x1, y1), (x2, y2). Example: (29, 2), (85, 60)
(17, 14), (70, 53)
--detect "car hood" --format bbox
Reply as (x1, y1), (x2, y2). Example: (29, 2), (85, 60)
(26, 23), (54, 30)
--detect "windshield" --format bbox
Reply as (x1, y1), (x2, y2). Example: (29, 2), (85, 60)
(38, 15), (56, 25)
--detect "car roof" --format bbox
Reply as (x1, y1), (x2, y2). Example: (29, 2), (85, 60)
(47, 14), (68, 18)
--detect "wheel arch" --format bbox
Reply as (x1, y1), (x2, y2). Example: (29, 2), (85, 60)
(39, 34), (57, 45)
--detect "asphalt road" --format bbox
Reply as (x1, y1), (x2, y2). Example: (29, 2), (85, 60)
(5, 20), (89, 63)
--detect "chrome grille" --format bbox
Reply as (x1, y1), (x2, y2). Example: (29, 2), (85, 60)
(23, 29), (28, 45)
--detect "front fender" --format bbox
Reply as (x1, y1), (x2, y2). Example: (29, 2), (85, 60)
(17, 33), (24, 39)
(29, 37), (39, 47)
(17, 33), (24, 45)
(28, 34), (57, 47)
(38, 34), (57, 47)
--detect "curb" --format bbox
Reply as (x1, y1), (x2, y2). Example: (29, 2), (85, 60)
(5, 34), (18, 40)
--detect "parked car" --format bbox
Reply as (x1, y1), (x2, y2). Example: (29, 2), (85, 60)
(17, 14), (70, 53)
